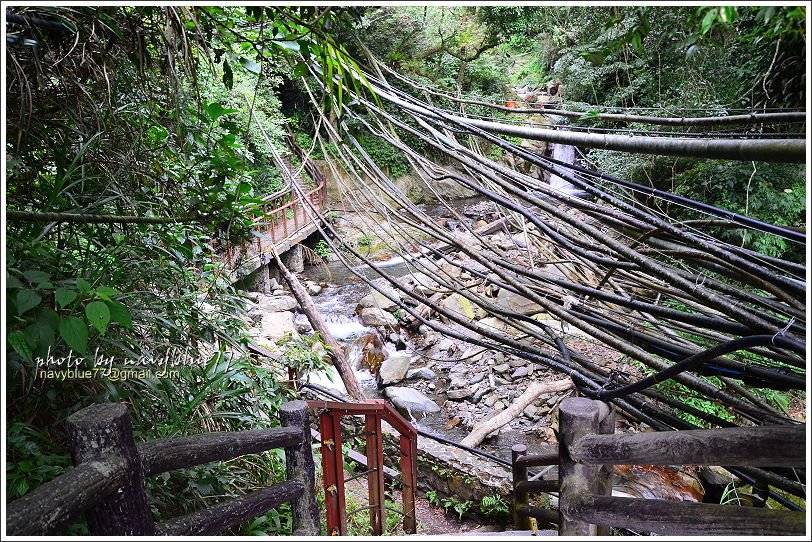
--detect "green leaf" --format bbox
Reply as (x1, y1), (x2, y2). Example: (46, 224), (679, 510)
(106, 300), (133, 330)
(293, 61), (308, 78)
(204, 102), (238, 120)
(8, 331), (33, 362)
(23, 269), (51, 285)
(6, 275), (24, 289)
(236, 182), (252, 196)
(55, 288), (78, 308)
(17, 289), (42, 315)
(76, 278), (92, 294)
(240, 58), (261, 74)
(38, 308), (61, 334)
(85, 301), (111, 335)
(222, 59), (233, 89)
(631, 32), (642, 52)
(94, 286), (118, 301)
(271, 40), (300, 52)
(59, 317), (88, 354)
(701, 9), (718, 34)
(720, 6), (736, 23)
(24, 320), (54, 352)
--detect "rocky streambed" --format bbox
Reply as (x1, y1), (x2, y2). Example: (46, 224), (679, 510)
(242, 198), (707, 516)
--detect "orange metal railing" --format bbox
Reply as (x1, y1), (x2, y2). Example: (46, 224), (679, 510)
(307, 399), (418, 536)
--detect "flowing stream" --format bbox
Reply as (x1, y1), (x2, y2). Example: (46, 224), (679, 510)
(296, 194), (706, 502)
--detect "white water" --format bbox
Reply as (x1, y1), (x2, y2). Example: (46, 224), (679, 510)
(549, 143), (578, 192)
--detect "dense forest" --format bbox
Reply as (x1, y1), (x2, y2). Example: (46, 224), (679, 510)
(4, 5), (807, 536)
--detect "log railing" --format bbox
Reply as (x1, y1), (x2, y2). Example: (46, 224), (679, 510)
(511, 397), (806, 536)
(307, 399), (419, 536)
(6, 401), (319, 536)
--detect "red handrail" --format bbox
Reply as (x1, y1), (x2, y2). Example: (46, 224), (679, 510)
(307, 399), (418, 535)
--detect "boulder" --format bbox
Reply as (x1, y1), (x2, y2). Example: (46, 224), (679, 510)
(303, 367), (347, 396)
(258, 295), (298, 313)
(468, 373), (485, 385)
(384, 387), (441, 418)
(259, 311), (298, 342)
(357, 285), (400, 312)
(294, 314), (313, 333)
(378, 352), (411, 386)
(406, 367), (437, 380)
(306, 282), (323, 296)
(472, 388), (487, 404)
(359, 307), (398, 327)
(447, 388), (473, 401)
(409, 272), (440, 296)
(477, 317), (520, 336)
(493, 288), (543, 316)
(440, 293), (485, 321)
(247, 308), (264, 324)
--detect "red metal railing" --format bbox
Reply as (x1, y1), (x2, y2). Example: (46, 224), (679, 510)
(218, 138), (330, 269)
(307, 399), (418, 536)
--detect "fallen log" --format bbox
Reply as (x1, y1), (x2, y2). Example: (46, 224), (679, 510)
(460, 378), (574, 448)
(274, 250), (365, 401)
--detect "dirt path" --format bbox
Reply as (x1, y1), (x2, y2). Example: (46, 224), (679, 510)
(343, 475), (497, 535)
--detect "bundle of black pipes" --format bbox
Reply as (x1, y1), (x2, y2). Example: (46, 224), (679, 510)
(269, 51), (806, 511)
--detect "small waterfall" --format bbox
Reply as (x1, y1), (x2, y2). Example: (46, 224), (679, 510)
(321, 313), (369, 341)
(549, 143), (578, 192)
(548, 142), (593, 200)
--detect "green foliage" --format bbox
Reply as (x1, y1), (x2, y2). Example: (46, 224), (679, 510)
(425, 490), (473, 520)
(344, 493), (404, 536)
(278, 332), (332, 376)
(480, 494), (511, 520)
(314, 239), (332, 259)
(5, 423), (72, 501)
(357, 234), (374, 247)
(672, 161), (805, 261)
(656, 378), (735, 428)
(352, 131), (411, 179)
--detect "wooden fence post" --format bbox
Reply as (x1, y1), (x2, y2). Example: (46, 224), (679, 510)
(280, 400), (320, 535)
(596, 402), (615, 536)
(558, 397), (601, 536)
(65, 403), (155, 535)
(399, 433), (418, 534)
(511, 444), (531, 530)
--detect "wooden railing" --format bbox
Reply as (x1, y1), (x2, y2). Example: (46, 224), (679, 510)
(512, 397), (806, 536)
(307, 399), (419, 536)
(220, 142), (328, 271)
(6, 401), (319, 536)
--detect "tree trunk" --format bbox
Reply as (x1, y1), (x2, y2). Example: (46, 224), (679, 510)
(460, 378), (573, 448)
(275, 251), (365, 401)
